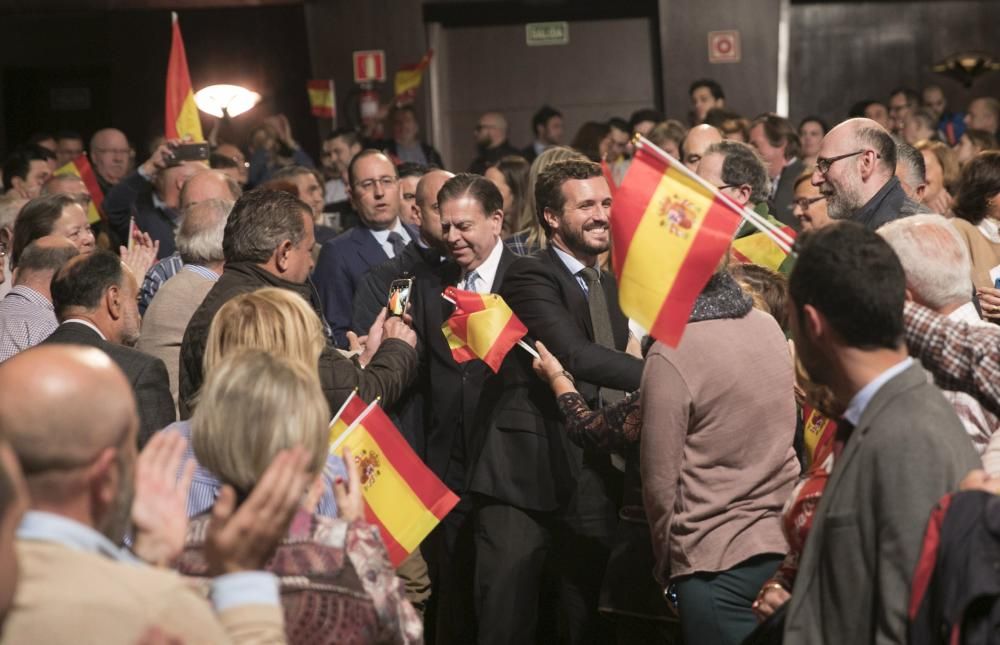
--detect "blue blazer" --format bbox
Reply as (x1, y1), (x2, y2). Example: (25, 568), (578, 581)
(313, 222), (419, 348)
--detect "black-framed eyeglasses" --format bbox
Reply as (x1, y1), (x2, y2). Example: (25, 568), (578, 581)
(0, 240), (7, 259)
(715, 183), (738, 191)
(353, 176), (398, 193)
(792, 195), (826, 210)
(474, 123), (495, 132)
(815, 149), (877, 174)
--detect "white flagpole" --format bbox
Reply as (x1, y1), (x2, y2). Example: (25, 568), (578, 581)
(632, 135), (796, 254)
(328, 390), (357, 427)
(329, 398), (379, 454)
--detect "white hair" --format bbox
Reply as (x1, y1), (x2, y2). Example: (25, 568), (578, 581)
(176, 199), (233, 265)
(878, 214), (973, 311)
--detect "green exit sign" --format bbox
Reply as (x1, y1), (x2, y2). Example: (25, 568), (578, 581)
(526, 21), (570, 47)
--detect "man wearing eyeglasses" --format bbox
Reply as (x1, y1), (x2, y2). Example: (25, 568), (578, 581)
(468, 112), (519, 176)
(314, 149), (421, 348)
(811, 118), (927, 231)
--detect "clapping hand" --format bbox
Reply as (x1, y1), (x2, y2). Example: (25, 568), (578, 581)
(131, 430), (195, 568)
(333, 447), (365, 523)
(204, 446), (313, 575)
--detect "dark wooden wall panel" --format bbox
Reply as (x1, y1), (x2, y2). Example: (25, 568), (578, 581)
(789, 1), (1000, 126)
(435, 18), (657, 171)
(657, 0), (781, 123)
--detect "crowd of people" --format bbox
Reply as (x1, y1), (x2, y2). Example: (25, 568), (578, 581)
(0, 74), (999, 645)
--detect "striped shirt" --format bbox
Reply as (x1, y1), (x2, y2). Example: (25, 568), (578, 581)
(139, 253), (185, 314)
(167, 420), (347, 519)
(0, 285), (57, 362)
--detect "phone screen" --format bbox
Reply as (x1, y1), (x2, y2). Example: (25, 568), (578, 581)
(387, 278), (413, 317)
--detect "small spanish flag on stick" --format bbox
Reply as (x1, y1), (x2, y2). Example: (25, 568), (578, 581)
(307, 79), (337, 121)
(54, 155), (105, 224)
(329, 394), (459, 566)
(731, 224), (797, 272)
(165, 12), (203, 142)
(611, 135), (794, 347)
(440, 286), (534, 373)
(393, 50), (433, 105)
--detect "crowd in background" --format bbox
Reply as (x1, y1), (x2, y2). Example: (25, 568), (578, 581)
(0, 75), (999, 645)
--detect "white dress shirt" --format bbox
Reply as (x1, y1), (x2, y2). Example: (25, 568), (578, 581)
(370, 219), (412, 258)
(461, 237), (504, 293)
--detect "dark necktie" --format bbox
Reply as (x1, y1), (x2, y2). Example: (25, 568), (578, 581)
(387, 231), (406, 258)
(578, 266), (624, 404)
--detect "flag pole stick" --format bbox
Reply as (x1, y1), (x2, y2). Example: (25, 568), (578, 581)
(633, 136), (795, 253)
(330, 399), (379, 453)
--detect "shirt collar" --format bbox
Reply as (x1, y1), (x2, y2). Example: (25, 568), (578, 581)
(182, 263), (221, 281)
(842, 357), (914, 426)
(948, 301), (988, 327)
(370, 219), (410, 244)
(62, 318), (107, 340)
(462, 237), (504, 291)
(8, 285), (53, 310)
(17, 511), (137, 563)
(977, 218), (1000, 244)
(552, 244), (596, 277)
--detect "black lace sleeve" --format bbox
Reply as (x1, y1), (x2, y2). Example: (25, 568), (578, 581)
(555, 390), (642, 453)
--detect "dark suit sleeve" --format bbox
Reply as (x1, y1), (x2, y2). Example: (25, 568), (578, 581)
(102, 171), (151, 243)
(318, 339), (417, 411)
(133, 356), (177, 447)
(501, 259), (642, 391)
(314, 240), (356, 348)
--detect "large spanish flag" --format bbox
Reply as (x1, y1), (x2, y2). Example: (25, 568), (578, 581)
(328, 390), (368, 444)
(166, 12), (203, 142)
(330, 399), (459, 566)
(441, 286), (528, 373)
(54, 156), (105, 224)
(611, 141), (743, 347)
(307, 80), (336, 119)
(393, 50), (433, 104)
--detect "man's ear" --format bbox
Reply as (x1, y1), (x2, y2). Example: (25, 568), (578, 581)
(803, 303), (826, 343)
(9, 177), (26, 198)
(411, 202), (424, 226)
(87, 447), (119, 512)
(542, 207), (560, 236)
(736, 184), (753, 206)
(106, 285), (123, 321)
(275, 239), (294, 272)
(915, 183), (927, 201)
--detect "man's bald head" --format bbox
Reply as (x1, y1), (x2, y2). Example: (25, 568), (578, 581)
(41, 174), (89, 199)
(89, 128), (130, 185)
(812, 117), (897, 220)
(14, 235), (79, 288)
(681, 124), (724, 171)
(0, 345), (137, 500)
(476, 112), (509, 147)
(179, 169), (242, 209)
(415, 169), (455, 250)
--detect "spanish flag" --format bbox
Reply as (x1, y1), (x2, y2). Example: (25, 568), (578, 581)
(393, 50), (433, 104)
(330, 398), (459, 566)
(328, 390), (368, 444)
(441, 286), (528, 373)
(611, 141), (743, 347)
(54, 156), (105, 224)
(731, 226), (797, 273)
(307, 80), (336, 119)
(165, 12), (203, 142)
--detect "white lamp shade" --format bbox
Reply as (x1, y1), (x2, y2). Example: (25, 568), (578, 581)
(193, 84), (262, 118)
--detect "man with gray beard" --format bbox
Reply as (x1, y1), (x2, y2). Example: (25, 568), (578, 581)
(810, 118), (924, 230)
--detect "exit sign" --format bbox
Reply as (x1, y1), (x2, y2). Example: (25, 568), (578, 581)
(526, 21), (569, 47)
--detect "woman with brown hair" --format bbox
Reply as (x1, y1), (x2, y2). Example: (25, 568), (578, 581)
(484, 155), (530, 238)
(949, 151), (1000, 291)
(916, 139), (960, 214)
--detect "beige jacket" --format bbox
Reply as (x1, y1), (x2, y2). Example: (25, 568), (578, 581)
(2, 540), (285, 644)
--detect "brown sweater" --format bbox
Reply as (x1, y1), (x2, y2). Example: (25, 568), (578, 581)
(640, 308), (799, 583)
(951, 217), (1000, 290)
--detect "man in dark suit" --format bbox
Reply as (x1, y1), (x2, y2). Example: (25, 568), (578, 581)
(408, 173), (518, 643)
(352, 168), (453, 334)
(313, 150), (420, 348)
(749, 113), (806, 229)
(43, 250), (175, 447)
(468, 159), (642, 644)
(103, 140), (201, 258)
(784, 223), (979, 643)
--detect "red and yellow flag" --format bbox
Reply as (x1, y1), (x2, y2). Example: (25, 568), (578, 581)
(307, 80), (336, 119)
(328, 390), (368, 444)
(166, 12), (203, 142)
(441, 286), (528, 373)
(330, 398), (459, 566)
(54, 155), (105, 224)
(611, 142), (743, 347)
(731, 226), (797, 272)
(393, 50), (433, 105)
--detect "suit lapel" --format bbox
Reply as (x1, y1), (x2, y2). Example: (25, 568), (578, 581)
(353, 226), (389, 269)
(543, 247), (593, 338)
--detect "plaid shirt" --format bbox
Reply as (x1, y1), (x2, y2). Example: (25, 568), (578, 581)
(0, 286), (58, 362)
(904, 301), (1000, 418)
(139, 253), (184, 314)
